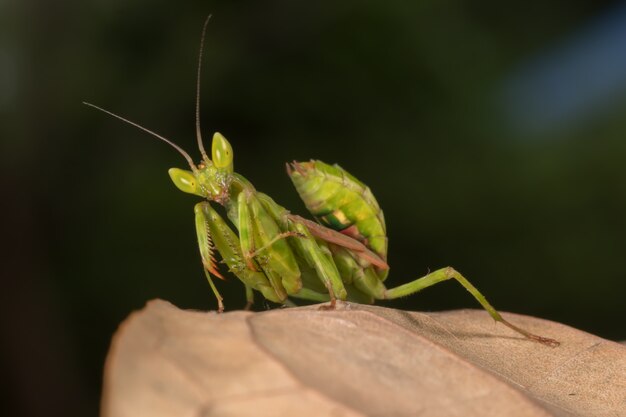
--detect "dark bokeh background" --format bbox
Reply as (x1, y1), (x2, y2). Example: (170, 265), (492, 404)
(3, 1), (626, 416)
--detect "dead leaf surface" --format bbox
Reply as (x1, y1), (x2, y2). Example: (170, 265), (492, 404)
(102, 300), (626, 417)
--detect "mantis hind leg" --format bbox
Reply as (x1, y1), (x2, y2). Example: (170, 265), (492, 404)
(382, 267), (559, 347)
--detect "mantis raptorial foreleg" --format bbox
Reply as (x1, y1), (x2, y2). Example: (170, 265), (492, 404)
(194, 203), (226, 312)
(194, 202), (284, 310)
(199, 194), (339, 308)
(236, 192), (257, 271)
(240, 191), (304, 295)
(202, 269), (224, 313)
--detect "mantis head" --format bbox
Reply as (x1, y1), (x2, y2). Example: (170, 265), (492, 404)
(84, 15), (237, 204)
(168, 132), (234, 203)
(82, 100), (235, 204)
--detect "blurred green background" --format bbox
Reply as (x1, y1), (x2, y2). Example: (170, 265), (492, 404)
(3, 1), (626, 416)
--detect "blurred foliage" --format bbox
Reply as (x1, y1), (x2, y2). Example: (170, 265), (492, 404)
(2, 1), (625, 416)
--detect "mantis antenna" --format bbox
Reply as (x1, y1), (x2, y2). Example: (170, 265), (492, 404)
(195, 14), (212, 163)
(82, 101), (197, 171)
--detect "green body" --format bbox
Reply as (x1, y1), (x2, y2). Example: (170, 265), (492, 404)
(170, 134), (390, 307)
(84, 15), (559, 346)
(83, 108), (559, 347)
(81, 108), (560, 347)
(165, 133), (557, 345)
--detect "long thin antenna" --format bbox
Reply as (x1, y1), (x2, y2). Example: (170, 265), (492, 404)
(196, 15), (212, 163)
(83, 101), (197, 170)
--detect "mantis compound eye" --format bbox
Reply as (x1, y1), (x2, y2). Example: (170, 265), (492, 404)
(168, 168), (199, 195)
(211, 132), (233, 172)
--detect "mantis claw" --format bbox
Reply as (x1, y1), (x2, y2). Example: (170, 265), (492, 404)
(202, 218), (226, 280)
(202, 254), (225, 280)
(204, 261), (225, 280)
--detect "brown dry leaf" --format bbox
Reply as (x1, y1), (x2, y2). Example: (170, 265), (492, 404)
(101, 300), (626, 417)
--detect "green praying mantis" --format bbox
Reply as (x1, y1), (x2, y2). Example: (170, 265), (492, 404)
(84, 17), (559, 347)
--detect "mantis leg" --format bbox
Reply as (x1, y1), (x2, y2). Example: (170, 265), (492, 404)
(244, 285), (254, 310)
(236, 191), (257, 271)
(202, 269), (224, 313)
(289, 222), (348, 308)
(256, 193), (347, 306)
(289, 287), (332, 303)
(382, 267), (559, 346)
(281, 299), (299, 307)
(238, 192), (303, 296)
(194, 202), (284, 309)
(195, 203), (226, 312)
(247, 231), (305, 258)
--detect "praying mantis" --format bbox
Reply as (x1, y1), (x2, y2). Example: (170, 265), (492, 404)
(84, 17), (559, 347)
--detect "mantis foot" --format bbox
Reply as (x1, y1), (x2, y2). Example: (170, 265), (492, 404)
(318, 298), (337, 310)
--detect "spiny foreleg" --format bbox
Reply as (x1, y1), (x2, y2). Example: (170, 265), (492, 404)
(194, 202), (284, 311)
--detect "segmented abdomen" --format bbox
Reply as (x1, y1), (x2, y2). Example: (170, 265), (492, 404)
(287, 160), (388, 263)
